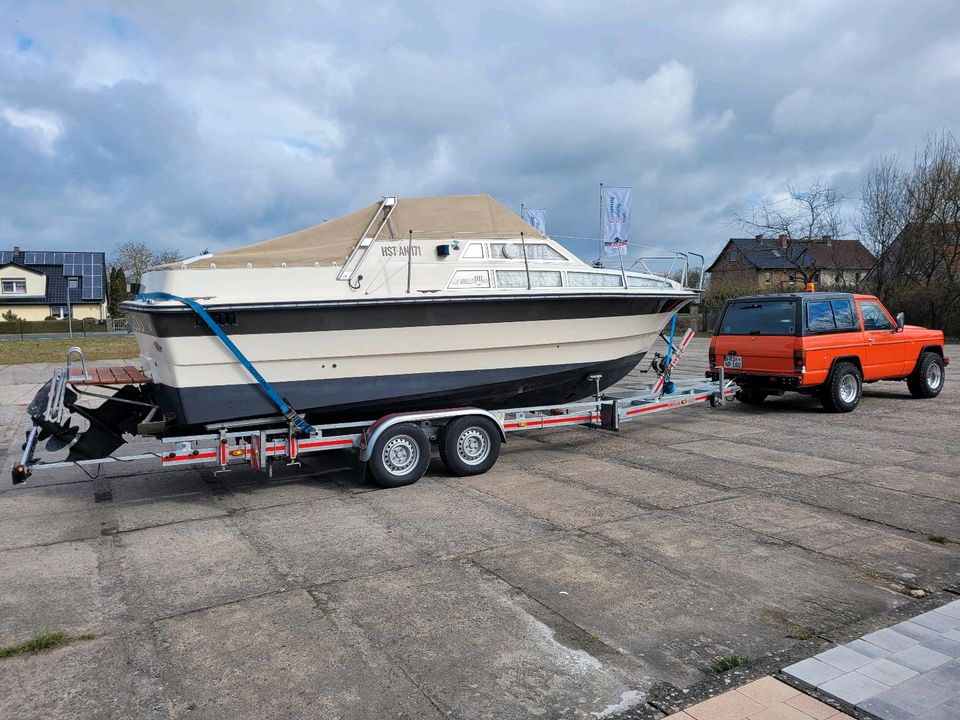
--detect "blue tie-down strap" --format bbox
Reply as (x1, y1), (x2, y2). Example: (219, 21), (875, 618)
(137, 292), (315, 435)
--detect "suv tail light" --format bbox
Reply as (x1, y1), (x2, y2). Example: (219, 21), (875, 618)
(708, 347), (716, 368)
(793, 349), (805, 373)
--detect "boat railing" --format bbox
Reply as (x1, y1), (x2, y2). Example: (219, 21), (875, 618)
(628, 251), (704, 292)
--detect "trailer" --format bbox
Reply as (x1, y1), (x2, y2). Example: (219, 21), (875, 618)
(13, 333), (736, 489)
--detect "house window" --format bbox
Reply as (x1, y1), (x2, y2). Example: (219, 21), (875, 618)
(855, 272), (862, 282)
(729, 250), (738, 262)
(2, 278), (27, 294)
(834, 273), (843, 284)
(764, 272), (772, 283)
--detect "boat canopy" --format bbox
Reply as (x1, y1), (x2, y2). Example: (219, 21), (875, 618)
(168, 194), (546, 270)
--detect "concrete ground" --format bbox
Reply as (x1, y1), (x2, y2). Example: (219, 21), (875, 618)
(1, 338), (958, 719)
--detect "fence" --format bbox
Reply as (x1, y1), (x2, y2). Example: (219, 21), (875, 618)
(0, 319), (110, 338)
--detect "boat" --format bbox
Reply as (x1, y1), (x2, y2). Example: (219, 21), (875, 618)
(50, 194), (697, 457)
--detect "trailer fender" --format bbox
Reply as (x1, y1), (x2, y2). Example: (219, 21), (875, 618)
(359, 408), (505, 463)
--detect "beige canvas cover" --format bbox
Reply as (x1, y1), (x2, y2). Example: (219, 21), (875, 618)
(176, 194), (546, 269)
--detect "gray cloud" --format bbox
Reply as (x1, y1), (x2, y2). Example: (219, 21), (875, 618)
(1, 0), (959, 263)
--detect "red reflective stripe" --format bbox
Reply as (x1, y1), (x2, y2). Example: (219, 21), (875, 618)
(625, 393), (711, 416)
(298, 438), (354, 449)
(163, 451), (218, 463)
(504, 413), (598, 429)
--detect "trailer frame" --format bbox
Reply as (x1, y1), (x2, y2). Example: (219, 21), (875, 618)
(13, 367), (736, 487)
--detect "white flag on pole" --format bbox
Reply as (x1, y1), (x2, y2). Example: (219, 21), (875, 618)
(601, 186), (631, 256)
(521, 206), (546, 235)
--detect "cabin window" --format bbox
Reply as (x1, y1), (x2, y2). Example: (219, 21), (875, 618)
(729, 250), (738, 262)
(860, 300), (893, 331)
(448, 270), (490, 289)
(627, 275), (671, 288)
(567, 272), (623, 287)
(194, 312), (237, 328)
(2, 278), (27, 294)
(490, 243), (564, 261)
(462, 243), (484, 259)
(764, 272), (772, 283)
(496, 270), (563, 288)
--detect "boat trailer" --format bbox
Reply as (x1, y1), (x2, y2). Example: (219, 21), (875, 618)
(13, 331), (737, 488)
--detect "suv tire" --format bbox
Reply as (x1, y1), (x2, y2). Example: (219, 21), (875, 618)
(907, 352), (945, 398)
(820, 362), (862, 413)
(735, 387), (768, 405)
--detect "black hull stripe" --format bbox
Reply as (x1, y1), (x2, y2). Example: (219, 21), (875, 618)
(125, 295), (690, 338)
(155, 352), (646, 429)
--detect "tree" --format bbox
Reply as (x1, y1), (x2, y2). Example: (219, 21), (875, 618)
(735, 178), (847, 285)
(107, 267), (130, 316)
(856, 155), (909, 300)
(111, 241), (184, 283)
(895, 131), (960, 330)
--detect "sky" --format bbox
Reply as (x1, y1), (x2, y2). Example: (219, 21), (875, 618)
(2, 0), (960, 264)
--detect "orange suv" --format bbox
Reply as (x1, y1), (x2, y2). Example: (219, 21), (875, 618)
(707, 292), (948, 412)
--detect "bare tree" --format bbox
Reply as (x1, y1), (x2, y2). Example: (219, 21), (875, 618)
(111, 241), (184, 283)
(735, 178), (847, 285)
(895, 131), (960, 328)
(856, 155), (909, 300)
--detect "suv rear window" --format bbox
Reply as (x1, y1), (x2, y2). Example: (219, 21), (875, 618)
(717, 300), (796, 336)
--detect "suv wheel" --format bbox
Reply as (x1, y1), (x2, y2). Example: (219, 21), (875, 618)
(907, 352), (945, 398)
(735, 387), (768, 405)
(820, 362), (862, 413)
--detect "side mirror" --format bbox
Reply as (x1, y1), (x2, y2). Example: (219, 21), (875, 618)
(895, 311), (905, 331)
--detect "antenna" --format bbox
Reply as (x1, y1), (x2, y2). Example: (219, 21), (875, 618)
(520, 231), (532, 290)
(406, 229), (413, 294)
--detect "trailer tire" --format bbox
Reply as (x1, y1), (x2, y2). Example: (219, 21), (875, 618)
(907, 352), (944, 398)
(367, 423), (431, 488)
(820, 362), (861, 412)
(439, 416), (501, 477)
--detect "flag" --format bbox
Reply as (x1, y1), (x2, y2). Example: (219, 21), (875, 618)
(521, 206), (546, 235)
(601, 186), (631, 256)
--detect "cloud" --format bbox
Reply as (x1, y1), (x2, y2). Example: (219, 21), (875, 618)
(0, 0), (959, 265)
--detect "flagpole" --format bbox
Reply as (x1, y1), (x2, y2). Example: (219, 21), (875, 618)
(597, 183), (604, 267)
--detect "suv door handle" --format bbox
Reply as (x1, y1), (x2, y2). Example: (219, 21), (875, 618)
(868, 337), (876, 342)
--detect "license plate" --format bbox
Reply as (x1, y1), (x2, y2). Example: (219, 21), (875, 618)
(723, 355), (742, 369)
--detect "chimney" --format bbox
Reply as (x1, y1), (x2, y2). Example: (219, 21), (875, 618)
(822, 235), (832, 246)
(755, 234), (763, 241)
(778, 234), (788, 250)
(12, 246), (23, 263)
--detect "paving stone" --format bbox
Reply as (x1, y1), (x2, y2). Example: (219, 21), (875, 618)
(890, 644), (952, 673)
(871, 675), (958, 715)
(913, 610), (960, 633)
(819, 670), (891, 705)
(858, 696), (916, 720)
(861, 628), (919, 653)
(934, 600), (960, 621)
(818, 645), (873, 672)
(846, 638), (891, 660)
(856, 657), (918, 685)
(749, 702), (816, 720)
(945, 629), (960, 643)
(919, 695), (960, 720)
(684, 690), (763, 720)
(920, 658), (960, 694)
(784, 657), (846, 687)
(736, 676), (799, 705)
(784, 693), (840, 719)
(894, 621), (960, 657)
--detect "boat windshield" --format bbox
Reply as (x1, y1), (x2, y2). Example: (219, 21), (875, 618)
(718, 299), (797, 336)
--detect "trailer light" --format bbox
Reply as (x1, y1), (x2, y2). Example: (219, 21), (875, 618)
(229, 448), (246, 457)
(708, 347), (716, 368)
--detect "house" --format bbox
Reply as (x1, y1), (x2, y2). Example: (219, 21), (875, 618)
(871, 222), (960, 281)
(0, 247), (107, 321)
(706, 235), (875, 290)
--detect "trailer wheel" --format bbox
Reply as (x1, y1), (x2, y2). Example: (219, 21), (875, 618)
(439, 416), (501, 477)
(368, 423), (431, 488)
(907, 352), (944, 398)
